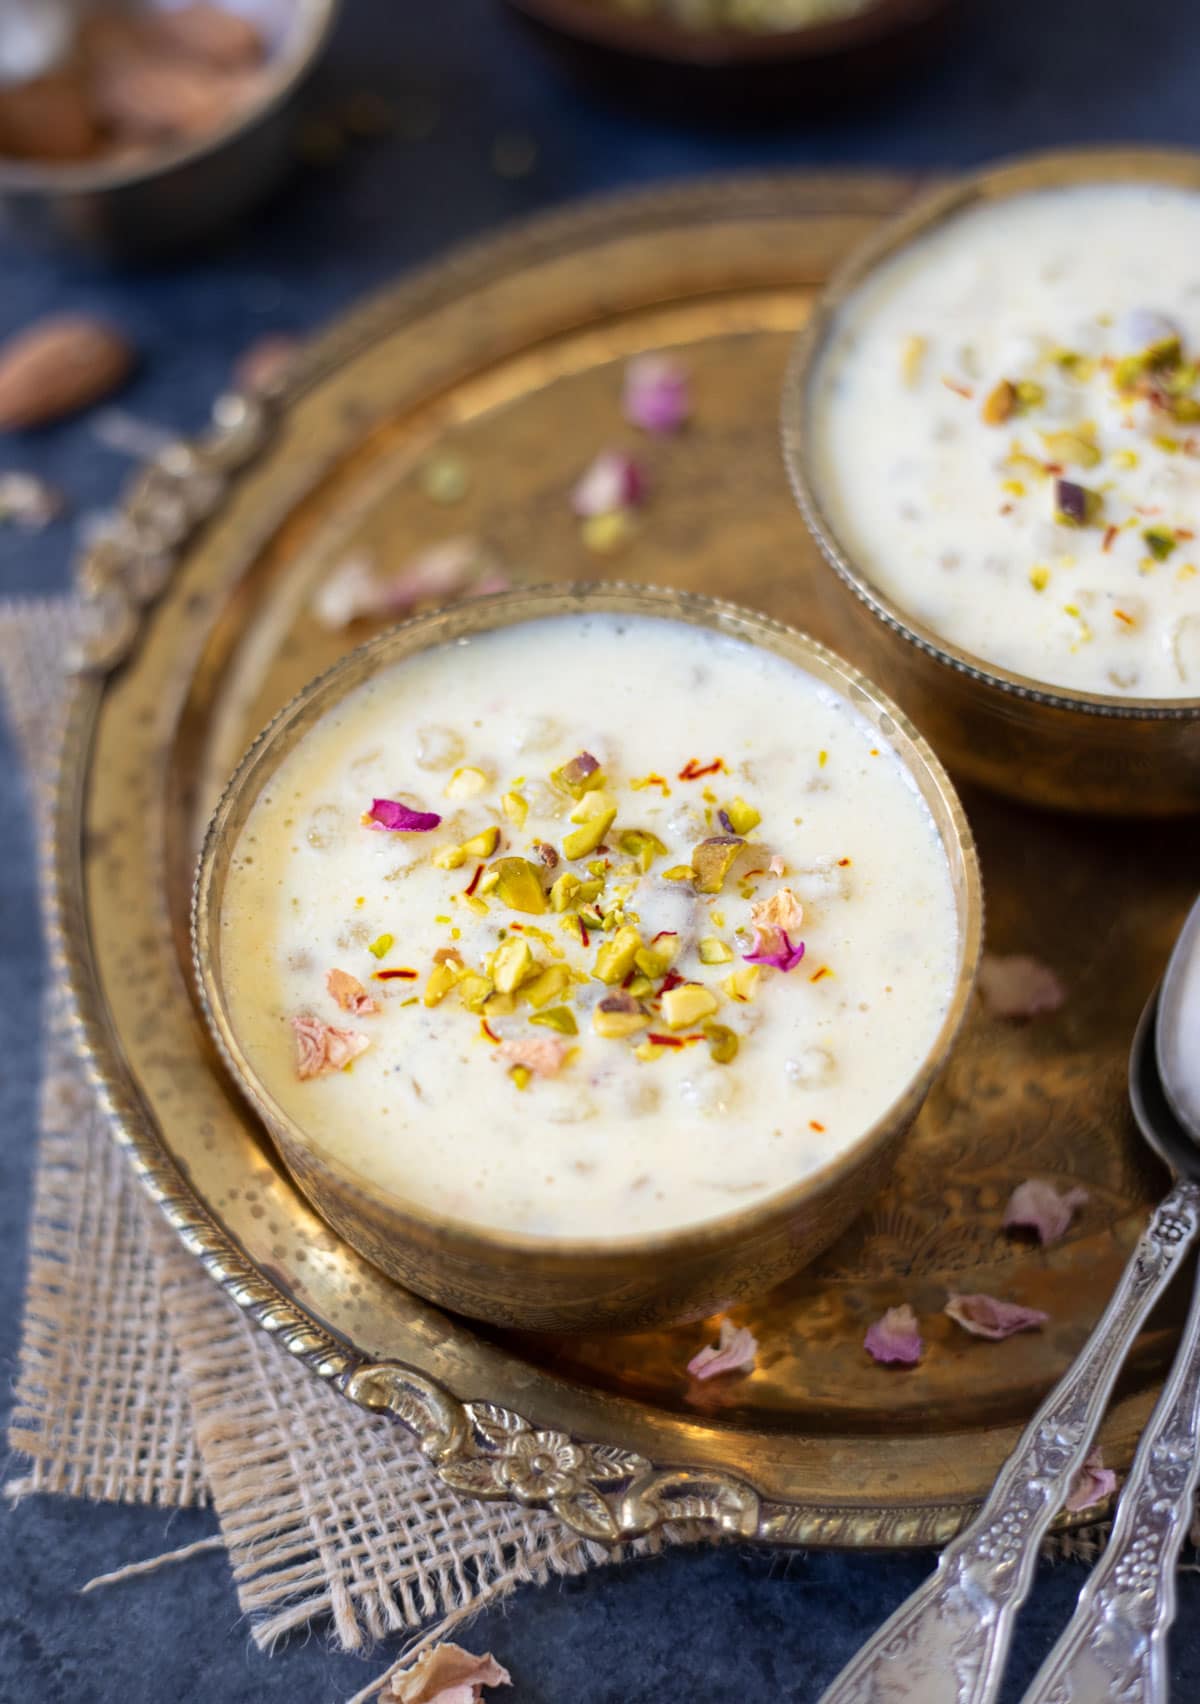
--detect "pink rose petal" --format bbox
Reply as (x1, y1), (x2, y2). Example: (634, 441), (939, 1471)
(291, 1012), (370, 1080)
(571, 450), (646, 518)
(1065, 1447), (1118, 1514)
(366, 798), (442, 833)
(1003, 1179), (1089, 1247)
(945, 1293), (1050, 1340)
(750, 886), (804, 937)
(768, 853), (786, 877)
(311, 539), (508, 630)
(325, 968), (379, 1016)
(978, 953), (1066, 1019)
(864, 1303), (924, 1366)
(497, 1036), (569, 1078)
(687, 1317), (759, 1381)
(623, 353), (690, 434)
(743, 928), (805, 972)
(384, 1641), (512, 1704)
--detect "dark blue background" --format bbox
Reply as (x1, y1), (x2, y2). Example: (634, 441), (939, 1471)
(3, 2), (1200, 1698)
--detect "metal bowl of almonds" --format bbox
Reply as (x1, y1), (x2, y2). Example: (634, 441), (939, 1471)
(0, 0), (338, 256)
(505, 0), (955, 117)
(783, 146), (1200, 816)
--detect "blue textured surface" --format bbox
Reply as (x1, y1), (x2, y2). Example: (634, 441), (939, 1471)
(3, 1), (1200, 1698)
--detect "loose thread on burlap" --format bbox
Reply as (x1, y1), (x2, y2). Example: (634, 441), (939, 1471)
(81, 1534), (228, 1594)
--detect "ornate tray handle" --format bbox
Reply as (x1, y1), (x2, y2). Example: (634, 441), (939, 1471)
(818, 1183), (1200, 1704)
(68, 392), (272, 675)
(344, 1362), (760, 1546)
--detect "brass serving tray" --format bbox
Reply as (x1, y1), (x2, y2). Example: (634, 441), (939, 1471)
(55, 173), (1199, 1551)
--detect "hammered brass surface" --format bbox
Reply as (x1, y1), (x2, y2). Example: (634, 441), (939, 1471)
(70, 174), (1195, 1545)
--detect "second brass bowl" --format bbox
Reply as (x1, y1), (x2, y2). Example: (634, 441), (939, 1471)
(193, 582), (982, 1332)
(782, 146), (1200, 817)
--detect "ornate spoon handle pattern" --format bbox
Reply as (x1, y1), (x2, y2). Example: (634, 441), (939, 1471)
(818, 1182), (1200, 1704)
(1019, 1245), (1200, 1704)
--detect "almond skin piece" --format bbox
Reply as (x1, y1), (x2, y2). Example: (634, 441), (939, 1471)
(0, 317), (134, 431)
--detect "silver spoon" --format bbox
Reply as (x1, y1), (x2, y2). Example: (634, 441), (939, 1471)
(1019, 899), (1200, 1704)
(818, 894), (1200, 1704)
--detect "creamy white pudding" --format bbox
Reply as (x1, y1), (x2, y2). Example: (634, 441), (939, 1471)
(812, 184), (1200, 698)
(219, 612), (959, 1239)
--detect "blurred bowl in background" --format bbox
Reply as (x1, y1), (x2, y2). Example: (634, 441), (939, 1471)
(0, 0), (339, 259)
(504, 0), (955, 120)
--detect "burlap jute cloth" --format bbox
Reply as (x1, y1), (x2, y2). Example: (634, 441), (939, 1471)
(0, 592), (1141, 1692)
(0, 595), (668, 1698)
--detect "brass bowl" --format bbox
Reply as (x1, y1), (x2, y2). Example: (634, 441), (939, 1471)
(192, 582), (982, 1333)
(782, 146), (1200, 817)
(0, 0), (339, 258)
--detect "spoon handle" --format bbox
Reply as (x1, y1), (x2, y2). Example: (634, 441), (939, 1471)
(1019, 1222), (1200, 1704)
(817, 1182), (1200, 1704)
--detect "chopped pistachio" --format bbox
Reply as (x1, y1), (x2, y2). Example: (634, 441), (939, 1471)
(626, 975), (655, 999)
(477, 868), (500, 896)
(456, 972), (493, 1012)
(699, 938), (734, 965)
(662, 865), (695, 881)
(578, 903), (605, 930)
(594, 925), (643, 985)
(529, 1006), (578, 1037)
(491, 936), (535, 994)
(722, 797), (761, 836)
(433, 842), (469, 871)
(423, 961), (461, 1006)
(501, 790), (528, 827)
(1029, 565), (1051, 592)
(1113, 353), (1145, 391)
(1173, 396), (1200, 424)
(1143, 526), (1177, 561)
(367, 933), (394, 960)
(1110, 448), (1139, 470)
(661, 983), (720, 1029)
(581, 510), (634, 554)
(704, 1022), (739, 1065)
(550, 752), (605, 798)
(509, 1064), (532, 1091)
(1040, 427), (1101, 469)
(483, 991), (517, 1017)
(460, 894), (489, 917)
(981, 379), (1016, 426)
(722, 963), (761, 1002)
(549, 871), (582, 911)
(899, 334), (926, 387)
(563, 789), (617, 859)
(593, 991), (649, 1038)
(420, 454), (469, 504)
(691, 835), (745, 894)
(1145, 334), (1182, 369)
(1054, 479), (1103, 527)
(618, 828), (667, 872)
(586, 858), (608, 878)
(444, 765), (490, 799)
(490, 856), (548, 914)
(523, 964), (572, 1009)
(462, 825), (500, 858)
(1014, 380), (1045, 411)
(634, 1038), (670, 1062)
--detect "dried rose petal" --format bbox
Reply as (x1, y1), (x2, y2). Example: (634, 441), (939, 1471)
(687, 1317), (758, 1381)
(945, 1293), (1050, 1340)
(768, 853), (786, 877)
(497, 1036), (569, 1078)
(366, 798), (442, 833)
(235, 333), (299, 393)
(744, 929), (805, 973)
(1064, 1447), (1118, 1514)
(326, 968), (379, 1016)
(571, 449), (646, 518)
(864, 1303), (923, 1366)
(384, 1641), (512, 1704)
(751, 886), (804, 938)
(1003, 1179), (1089, 1247)
(623, 353), (690, 434)
(978, 953), (1066, 1019)
(291, 1012), (369, 1080)
(311, 539), (507, 631)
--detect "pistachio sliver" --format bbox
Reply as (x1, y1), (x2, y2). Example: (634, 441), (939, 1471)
(563, 806), (616, 861)
(699, 938), (734, 965)
(529, 1006), (578, 1037)
(594, 925), (642, 985)
(661, 983), (720, 1029)
(523, 964), (572, 1009)
(490, 856), (548, 914)
(704, 1022), (739, 1065)
(691, 835), (745, 894)
(593, 991), (649, 1039)
(491, 935), (536, 994)
(550, 751), (605, 798)
(618, 828), (667, 873)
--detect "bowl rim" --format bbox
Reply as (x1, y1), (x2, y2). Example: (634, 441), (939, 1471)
(0, 0), (339, 195)
(192, 580), (982, 1263)
(781, 143), (1200, 721)
(505, 0), (950, 68)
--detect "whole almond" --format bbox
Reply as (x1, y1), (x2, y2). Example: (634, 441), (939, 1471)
(0, 316), (135, 431)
